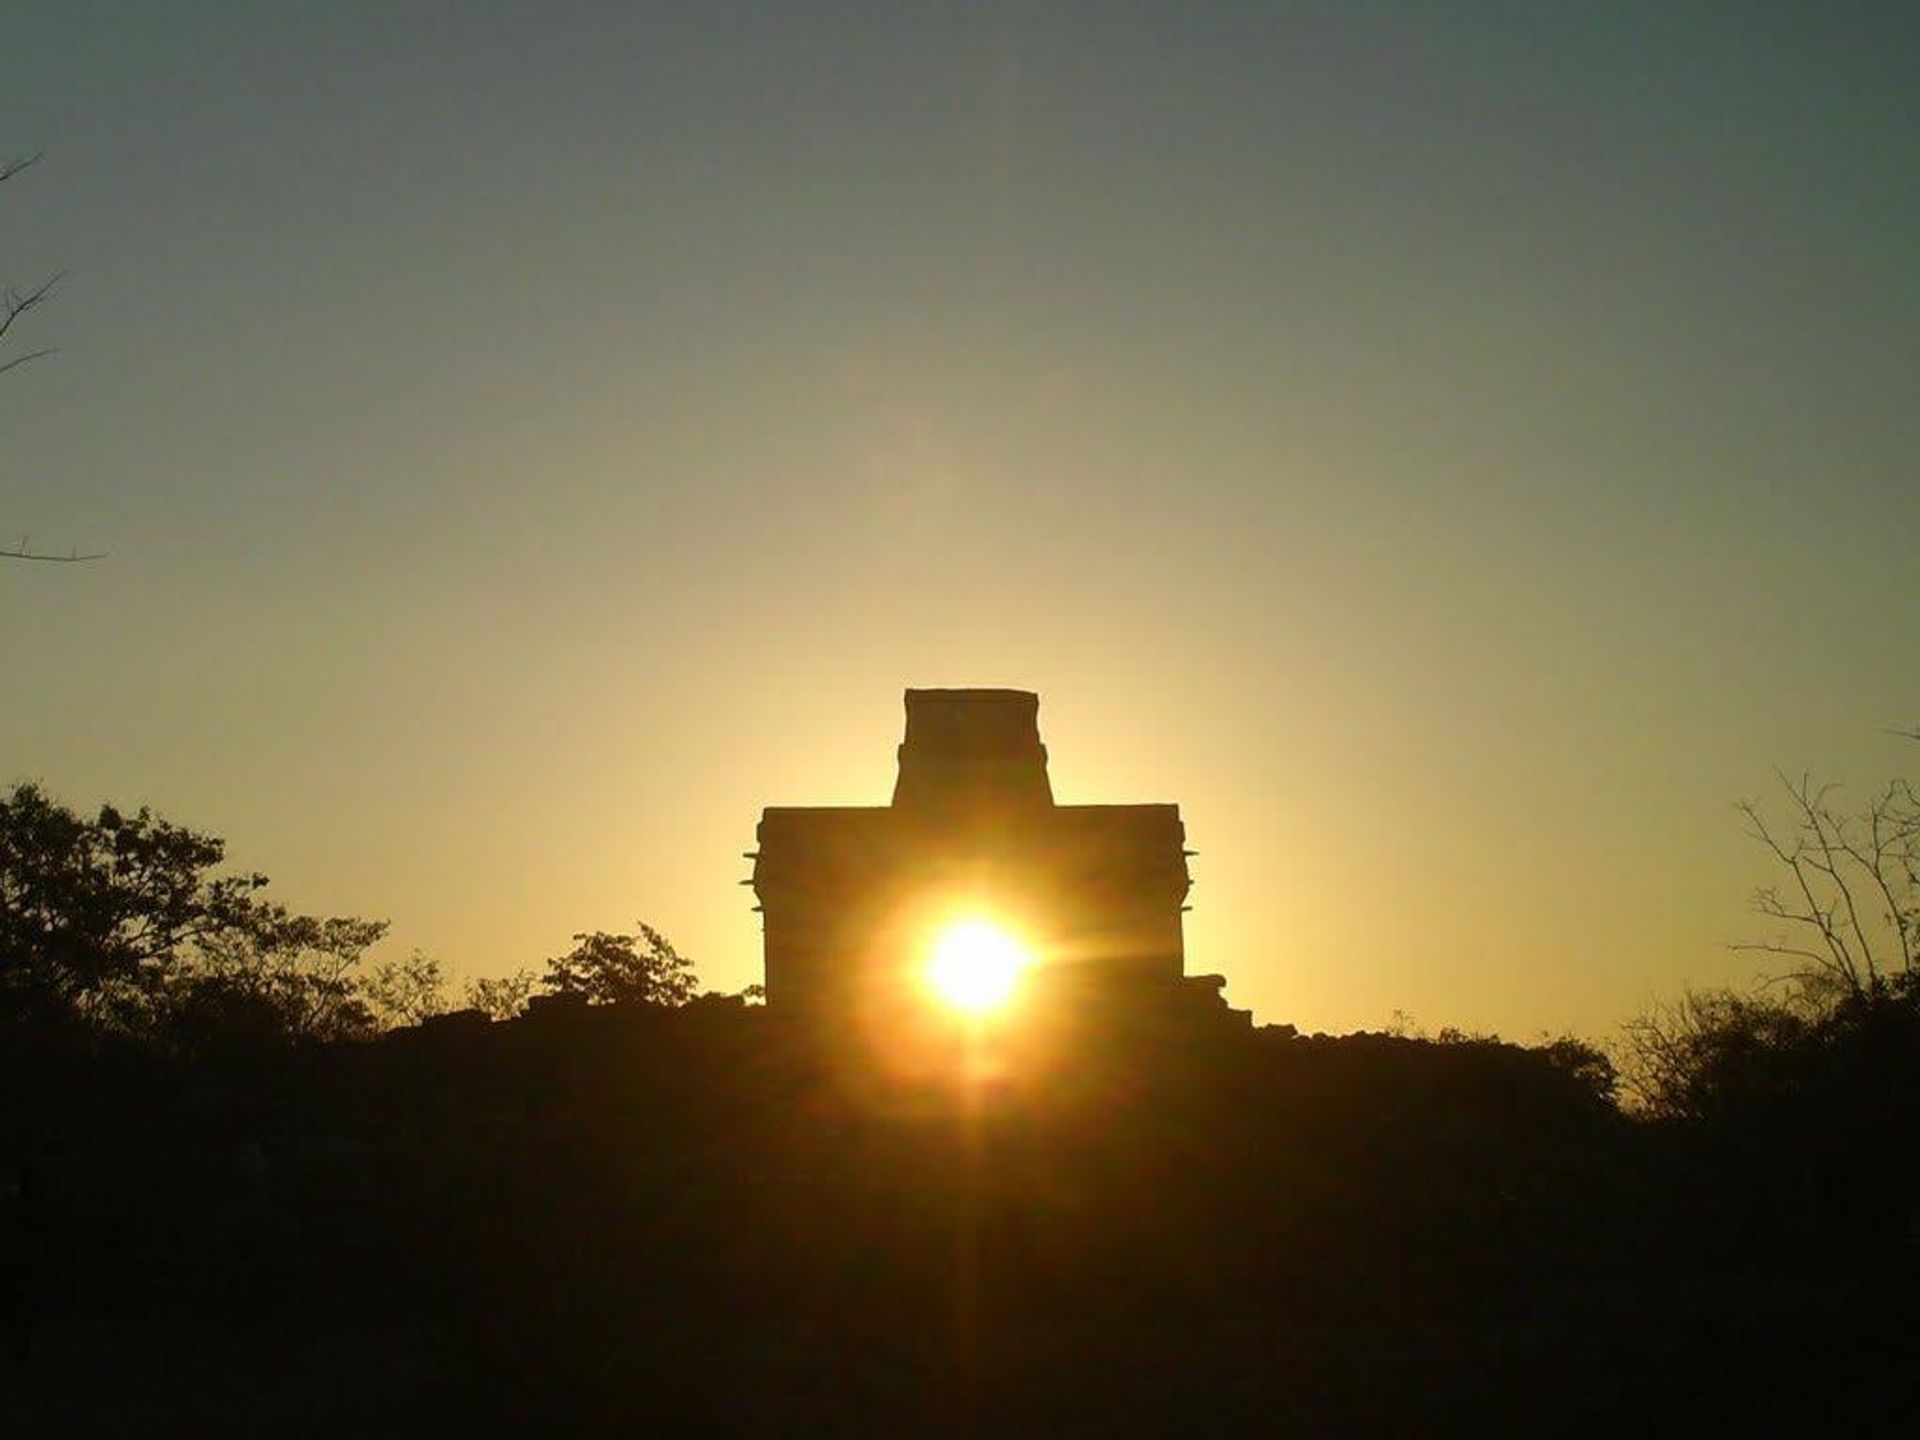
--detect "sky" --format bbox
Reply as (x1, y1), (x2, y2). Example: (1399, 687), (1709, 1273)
(4, 2), (1917, 1039)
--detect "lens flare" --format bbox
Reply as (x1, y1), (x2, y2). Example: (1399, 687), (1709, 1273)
(924, 917), (1030, 1015)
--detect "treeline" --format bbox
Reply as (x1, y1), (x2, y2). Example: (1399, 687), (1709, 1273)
(0, 782), (742, 1059)
(5, 775), (1919, 1434)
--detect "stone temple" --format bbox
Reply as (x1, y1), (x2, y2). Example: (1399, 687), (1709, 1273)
(748, 689), (1242, 1027)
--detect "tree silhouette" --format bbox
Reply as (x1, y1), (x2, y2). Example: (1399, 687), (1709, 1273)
(1620, 985), (1815, 1121)
(1622, 755), (1920, 1114)
(1615, 747), (1920, 1287)
(541, 923), (696, 1007)
(0, 782), (267, 1030)
(364, 947), (450, 1028)
(165, 908), (388, 1049)
(1734, 770), (1919, 1003)
(0, 781), (384, 1044)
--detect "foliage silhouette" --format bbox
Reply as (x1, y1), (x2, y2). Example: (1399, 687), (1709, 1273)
(363, 948), (450, 1029)
(541, 923), (697, 1008)
(465, 965), (537, 1020)
(164, 908), (389, 1051)
(1622, 985), (1815, 1122)
(2, 782), (265, 1031)
(0, 781), (388, 1048)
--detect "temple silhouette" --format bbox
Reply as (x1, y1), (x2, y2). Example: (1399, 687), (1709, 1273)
(749, 689), (1245, 1027)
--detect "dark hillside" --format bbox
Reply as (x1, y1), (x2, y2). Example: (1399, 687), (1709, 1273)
(7, 1001), (1913, 1435)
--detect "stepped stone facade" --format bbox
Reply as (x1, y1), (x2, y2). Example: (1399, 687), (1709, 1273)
(750, 690), (1234, 1024)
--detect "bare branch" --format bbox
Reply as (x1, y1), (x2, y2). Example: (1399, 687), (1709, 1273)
(0, 271), (64, 348)
(1730, 938), (1847, 970)
(1845, 787), (1915, 974)
(0, 345), (54, 377)
(1786, 774), (1880, 984)
(1738, 793), (1860, 989)
(3, 152), (98, 565)
(0, 151), (43, 184)
(1734, 764), (1920, 1002)
(2, 537), (107, 563)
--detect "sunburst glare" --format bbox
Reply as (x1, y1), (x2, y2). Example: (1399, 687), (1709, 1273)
(923, 917), (1032, 1016)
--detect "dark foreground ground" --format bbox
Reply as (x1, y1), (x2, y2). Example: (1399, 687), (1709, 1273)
(6, 1002), (1917, 1436)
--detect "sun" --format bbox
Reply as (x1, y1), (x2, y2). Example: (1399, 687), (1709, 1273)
(923, 917), (1032, 1016)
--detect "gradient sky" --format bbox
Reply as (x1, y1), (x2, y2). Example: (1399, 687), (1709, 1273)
(6, 2), (1918, 1039)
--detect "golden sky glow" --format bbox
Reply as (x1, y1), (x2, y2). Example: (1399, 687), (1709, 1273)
(5, 6), (1919, 1039)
